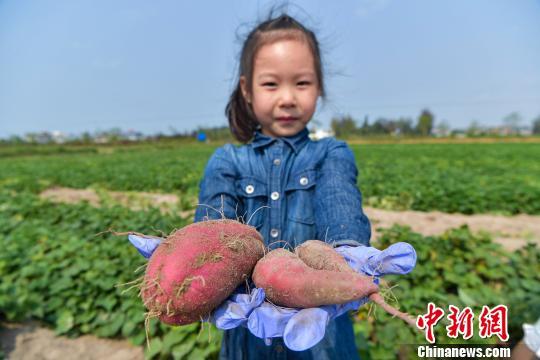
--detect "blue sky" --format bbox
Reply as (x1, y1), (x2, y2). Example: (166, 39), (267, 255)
(1, 0), (539, 138)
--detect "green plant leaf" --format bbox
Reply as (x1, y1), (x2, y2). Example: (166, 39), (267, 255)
(56, 311), (75, 335)
(171, 338), (196, 360)
(457, 288), (477, 307)
(145, 338), (163, 359)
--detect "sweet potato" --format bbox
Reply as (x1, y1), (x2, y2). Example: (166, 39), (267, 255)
(295, 240), (353, 273)
(254, 242), (417, 328)
(141, 219), (265, 325)
(253, 248), (378, 308)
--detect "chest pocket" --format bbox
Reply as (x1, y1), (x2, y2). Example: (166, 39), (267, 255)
(285, 169), (317, 225)
(235, 176), (268, 229)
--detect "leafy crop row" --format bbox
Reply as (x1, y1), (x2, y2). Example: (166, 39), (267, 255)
(0, 191), (220, 359)
(2, 142), (540, 214)
(1, 190), (538, 359)
(0, 145), (212, 194)
(356, 225), (539, 359)
(356, 142), (540, 214)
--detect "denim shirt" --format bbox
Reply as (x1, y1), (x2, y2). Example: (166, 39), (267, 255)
(194, 128), (371, 360)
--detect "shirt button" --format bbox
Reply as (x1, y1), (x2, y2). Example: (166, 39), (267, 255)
(245, 185), (254, 194)
(273, 158), (281, 166)
(299, 177), (309, 186)
(270, 229), (279, 238)
(271, 191), (280, 200)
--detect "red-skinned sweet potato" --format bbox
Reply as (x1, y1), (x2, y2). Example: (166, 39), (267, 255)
(295, 240), (354, 273)
(141, 219), (265, 325)
(253, 248), (379, 308)
(254, 241), (417, 328)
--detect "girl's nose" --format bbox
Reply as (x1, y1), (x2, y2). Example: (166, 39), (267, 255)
(278, 87), (296, 107)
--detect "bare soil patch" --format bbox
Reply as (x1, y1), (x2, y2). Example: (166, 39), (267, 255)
(0, 322), (143, 360)
(40, 187), (540, 251)
(39, 186), (194, 218)
(365, 207), (539, 251)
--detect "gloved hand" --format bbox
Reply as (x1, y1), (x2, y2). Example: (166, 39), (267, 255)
(208, 286), (265, 330)
(245, 242), (417, 351)
(127, 235), (417, 351)
(127, 234), (161, 259)
(335, 242), (417, 276)
(127, 234), (264, 330)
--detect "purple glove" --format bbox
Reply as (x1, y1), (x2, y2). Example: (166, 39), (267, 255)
(335, 242), (417, 276)
(127, 234), (161, 259)
(246, 242), (417, 351)
(209, 286), (265, 330)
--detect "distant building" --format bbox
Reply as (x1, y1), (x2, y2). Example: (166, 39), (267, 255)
(450, 129), (467, 138)
(93, 135), (110, 144)
(51, 130), (67, 144)
(488, 126), (532, 136)
(432, 127), (451, 137)
(125, 129), (145, 141)
(25, 131), (54, 144)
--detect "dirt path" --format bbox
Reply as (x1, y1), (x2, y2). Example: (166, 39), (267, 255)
(40, 186), (540, 250)
(39, 186), (193, 217)
(366, 207), (540, 251)
(0, 322), (143, 360)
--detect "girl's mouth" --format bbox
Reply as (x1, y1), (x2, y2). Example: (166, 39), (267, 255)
(276, 117), (298, 122)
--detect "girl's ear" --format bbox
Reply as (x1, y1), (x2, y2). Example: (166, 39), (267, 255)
(240, 76), (251, 104)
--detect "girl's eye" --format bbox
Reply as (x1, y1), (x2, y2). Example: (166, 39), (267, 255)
(298, 81), (311, 87)
(262, 82), (277, 87)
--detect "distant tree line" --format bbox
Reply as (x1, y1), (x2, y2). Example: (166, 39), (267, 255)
(534, 116), (540, 134)
(331, 110), (540, 138)
(331, 109), (435, 138)
(2, 111), (540, 145)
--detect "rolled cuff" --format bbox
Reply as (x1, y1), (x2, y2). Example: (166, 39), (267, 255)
(332, 240), (366, 248)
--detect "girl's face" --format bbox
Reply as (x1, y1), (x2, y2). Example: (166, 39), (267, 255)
(241, 39), (320, 138)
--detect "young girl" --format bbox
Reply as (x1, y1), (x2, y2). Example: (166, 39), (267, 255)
(194, 13), (371, 360)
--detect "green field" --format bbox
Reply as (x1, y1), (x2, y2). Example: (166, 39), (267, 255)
(1, 141), (539, 359)
(2, 141), (540, 214)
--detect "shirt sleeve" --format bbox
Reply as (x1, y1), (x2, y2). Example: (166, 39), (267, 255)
(194, 145), (240, 222)
(314, 140), (371, 247)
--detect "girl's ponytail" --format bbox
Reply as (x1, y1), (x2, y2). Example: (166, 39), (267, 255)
(225, 84), (259, 143)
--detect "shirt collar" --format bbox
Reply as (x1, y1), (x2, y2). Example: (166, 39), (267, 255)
(251, 128), (310, 154)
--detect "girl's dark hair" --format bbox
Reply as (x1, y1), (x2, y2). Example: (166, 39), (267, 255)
(225, 13), (325, 143)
